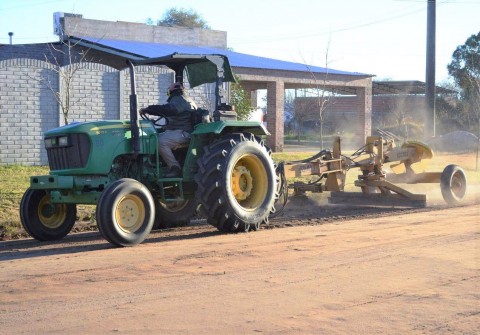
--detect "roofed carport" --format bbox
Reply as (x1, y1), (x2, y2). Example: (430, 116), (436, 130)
(69, 36), (373, 151)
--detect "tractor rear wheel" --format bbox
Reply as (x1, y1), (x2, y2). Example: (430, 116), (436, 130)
(20, 188), (76, 241)
(152, 199), (198, 229)
(195, 133), (277, 232)
(96, 178), (154, 247)
(440, 164), (467, 205)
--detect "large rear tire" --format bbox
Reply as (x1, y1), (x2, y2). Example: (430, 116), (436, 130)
(152, 199), (198, 229)
(195, 133), (277, 232)
(96, 178), (154, 247)
(20, 188), (76, 241)
(440, 164), (467, 205)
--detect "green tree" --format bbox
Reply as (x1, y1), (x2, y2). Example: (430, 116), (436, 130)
(156, 8), (210, 29)
(447, 32), (480, 132)
(230, 74), (252, 121)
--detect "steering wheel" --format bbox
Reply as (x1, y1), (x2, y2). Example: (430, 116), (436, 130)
(140, 111), (169, 128)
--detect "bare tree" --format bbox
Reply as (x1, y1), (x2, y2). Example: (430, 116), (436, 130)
(47, 39), (91, 125)
(292, 90), (312, 142)
(300, 44), (335, 149)
(29, 38), (92, 125)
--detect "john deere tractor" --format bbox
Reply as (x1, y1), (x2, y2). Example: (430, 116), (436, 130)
(20, 54), (278, 247)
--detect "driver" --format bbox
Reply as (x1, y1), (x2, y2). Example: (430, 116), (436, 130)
(140, 82), (197, 178)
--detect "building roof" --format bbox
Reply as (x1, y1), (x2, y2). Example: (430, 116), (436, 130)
(373, 80), (456, 95)
(72, 36), (368, 77)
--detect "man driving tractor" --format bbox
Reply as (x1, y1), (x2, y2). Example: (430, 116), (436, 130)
(140, 82), (197, 177)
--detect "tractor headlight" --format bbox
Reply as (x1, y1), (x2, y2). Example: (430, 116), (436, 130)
(44, 135), (69, 148)
(44, 137), (56, 148)
(58, 136), (69, 147)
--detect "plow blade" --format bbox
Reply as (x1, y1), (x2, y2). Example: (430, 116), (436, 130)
(328, 191), (426, 208)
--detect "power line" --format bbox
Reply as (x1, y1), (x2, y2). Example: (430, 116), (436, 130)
(231, 0), (451, 45)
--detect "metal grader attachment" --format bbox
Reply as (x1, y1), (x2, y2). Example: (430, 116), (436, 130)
(279, 133), (467, 208)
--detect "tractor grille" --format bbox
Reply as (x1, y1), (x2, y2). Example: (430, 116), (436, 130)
(46, 134), (91, 170)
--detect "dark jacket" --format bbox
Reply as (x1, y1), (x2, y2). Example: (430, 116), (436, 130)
(142, 91), (197, 132)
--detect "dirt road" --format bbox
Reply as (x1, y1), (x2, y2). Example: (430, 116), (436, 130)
(1, 202), (479, 334)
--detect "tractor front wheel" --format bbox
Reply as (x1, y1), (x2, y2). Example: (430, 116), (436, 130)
(20, 188), (76, 241)
(96, 178), (154, 247)
(195, 133), (277, 232)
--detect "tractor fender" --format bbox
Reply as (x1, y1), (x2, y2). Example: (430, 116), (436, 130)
(192, 120), (270, 136)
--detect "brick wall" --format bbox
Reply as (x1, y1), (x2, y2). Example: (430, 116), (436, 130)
(63, 62), (120, 124)
(0, 58), (212, 165)
(0, 59), (58, 165)
(119, 65), (173, 119)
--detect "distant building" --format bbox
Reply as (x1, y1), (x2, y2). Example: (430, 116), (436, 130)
(293, 81), (456, 140)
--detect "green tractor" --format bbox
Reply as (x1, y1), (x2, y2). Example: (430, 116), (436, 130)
(20, 54), (278, 247)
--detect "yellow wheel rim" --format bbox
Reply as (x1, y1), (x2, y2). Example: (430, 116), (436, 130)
(232, 165), (253, 200)
(115, 194), (145, 233)
(231, 154), (268, 210)
(38, 194), (68, 229)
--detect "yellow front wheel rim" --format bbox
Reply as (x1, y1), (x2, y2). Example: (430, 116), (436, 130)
(38, 194), (68, 229)
(115, 194), (145, 233)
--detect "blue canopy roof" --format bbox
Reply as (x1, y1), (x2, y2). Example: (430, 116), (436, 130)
(73, 36), (367, 77)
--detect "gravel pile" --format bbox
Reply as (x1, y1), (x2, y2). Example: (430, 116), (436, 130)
(427, 130), (479, 153)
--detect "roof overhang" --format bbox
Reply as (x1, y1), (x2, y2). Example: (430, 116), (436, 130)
(67, 36), (369, 77)
(135, 53), (235, 87)
(69, 36), (235, 87)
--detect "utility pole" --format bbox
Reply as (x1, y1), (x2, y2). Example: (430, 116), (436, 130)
(425, 0), (436, 139)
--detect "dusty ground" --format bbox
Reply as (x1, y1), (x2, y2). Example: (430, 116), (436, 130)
(1, 182), (479, 334)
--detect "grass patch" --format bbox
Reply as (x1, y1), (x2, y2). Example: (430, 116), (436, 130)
(0, 166), (49, 240)
(272, 152), (318, 163)
(0, 165), (96, 240)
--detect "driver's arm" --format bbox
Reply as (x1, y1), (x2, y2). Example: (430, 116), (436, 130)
(141, 103), (177, 116)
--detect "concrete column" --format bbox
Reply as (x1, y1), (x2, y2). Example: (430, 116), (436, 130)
(356, 86), (372, 146)
(250, 89), (258, 108)
(266, 80), (284, 152)
(119, 70), (125, 119)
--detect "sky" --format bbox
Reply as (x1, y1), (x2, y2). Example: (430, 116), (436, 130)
(1, 0), (479, 83)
